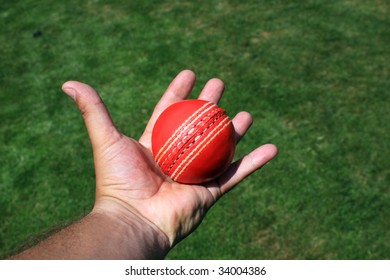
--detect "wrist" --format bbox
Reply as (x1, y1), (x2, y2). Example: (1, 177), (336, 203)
(92, 198), (171, 259)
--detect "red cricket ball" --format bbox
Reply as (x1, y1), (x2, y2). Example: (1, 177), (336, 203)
(151, 99), (236, 184)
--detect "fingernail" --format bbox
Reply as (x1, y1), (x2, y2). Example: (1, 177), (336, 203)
(62, 87), (77, 101)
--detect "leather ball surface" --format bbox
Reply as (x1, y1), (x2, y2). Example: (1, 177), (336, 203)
(152, 99), (236, 184)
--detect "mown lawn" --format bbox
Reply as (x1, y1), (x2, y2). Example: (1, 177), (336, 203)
(1, 0), (389, 259)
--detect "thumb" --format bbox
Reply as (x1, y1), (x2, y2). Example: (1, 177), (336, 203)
(62, 81), (121, 151)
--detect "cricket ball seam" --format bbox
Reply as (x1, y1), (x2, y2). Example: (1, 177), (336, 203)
(158, 105), (218, 169)
(171, 115), (232, 182)
(156, 102), (220, 170)
(155, 102), (216, 165)
(166, 111), (225, 173)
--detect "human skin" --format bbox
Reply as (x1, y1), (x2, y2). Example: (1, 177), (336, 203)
(11, 70), (278, 259)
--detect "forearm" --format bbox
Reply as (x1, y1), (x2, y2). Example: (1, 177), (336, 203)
(11, 201), (170, 260)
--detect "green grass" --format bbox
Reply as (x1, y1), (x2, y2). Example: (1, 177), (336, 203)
(1, 0), (389, 259)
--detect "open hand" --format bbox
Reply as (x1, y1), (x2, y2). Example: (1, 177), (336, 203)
(61, 70), (278, 248)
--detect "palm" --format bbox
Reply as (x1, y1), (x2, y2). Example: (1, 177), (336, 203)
(95, 132), (218, 244)
(62, 70), (277, 246)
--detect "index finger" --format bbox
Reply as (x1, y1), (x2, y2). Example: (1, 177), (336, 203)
(139, 70), (196, 148)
